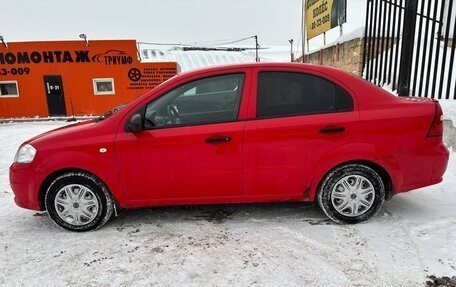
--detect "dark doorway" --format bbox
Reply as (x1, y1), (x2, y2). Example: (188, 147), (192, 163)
(44, 75), (67, 116)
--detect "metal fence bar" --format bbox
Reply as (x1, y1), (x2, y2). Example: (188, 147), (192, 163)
(424, 0), (440, 98)
(439, 0), (453, 99)
(379, 0), (388, 85)
(367, 0), (375, 81)
(406, 1), (419, 96)
(417, 0), (432, 98)
(368, 0), (377, 82)
(374, 0), (383, 85)
(370, 0), (379, 82)
(387, 0), (398, 86)
(430, 0), (446, 99)
(411, 0), (426, 97)
(398, 0), (418, 96)
(392, 0), (403, 91)
(383, 0), (392, 86)
(362, 0), (371, 80)
(447, 9), (456, 99)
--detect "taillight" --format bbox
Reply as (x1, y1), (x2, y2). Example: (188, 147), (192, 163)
(427, 101), (443, 137)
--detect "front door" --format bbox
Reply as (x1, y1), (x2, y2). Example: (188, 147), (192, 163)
(43, 75), (66, 116)
(116, 73), (248, 202)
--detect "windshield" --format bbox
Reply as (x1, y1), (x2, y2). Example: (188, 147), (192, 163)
(94, 103), (128, 122)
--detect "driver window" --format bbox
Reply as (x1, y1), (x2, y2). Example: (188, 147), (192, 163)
(144, 73), (244, 128)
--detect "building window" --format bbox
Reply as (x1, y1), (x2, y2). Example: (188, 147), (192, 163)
(0, 81), (19, 98)
(93, 78), (115, 95)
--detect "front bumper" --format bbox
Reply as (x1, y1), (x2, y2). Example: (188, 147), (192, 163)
(9, 163), (44, 211)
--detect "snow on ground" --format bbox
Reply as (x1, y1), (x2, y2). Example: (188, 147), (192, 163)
(440, 100), (456, 127)
(0, 122), (455, 286)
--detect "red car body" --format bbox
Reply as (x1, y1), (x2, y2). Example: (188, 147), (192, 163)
(10, 63), (449, 211)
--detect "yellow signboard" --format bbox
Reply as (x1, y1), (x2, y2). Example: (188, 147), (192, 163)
(306, 0), (346, 40)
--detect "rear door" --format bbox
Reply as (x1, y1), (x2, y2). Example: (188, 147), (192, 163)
(243, 67), (359, 199)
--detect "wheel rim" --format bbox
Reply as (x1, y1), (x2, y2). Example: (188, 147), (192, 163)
(54, 184), (99, 226)
(330, 175), (375, 217)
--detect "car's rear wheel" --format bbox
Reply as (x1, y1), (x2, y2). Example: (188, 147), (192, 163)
(45, 171), (114, 232)
(317, 164), (385, 224)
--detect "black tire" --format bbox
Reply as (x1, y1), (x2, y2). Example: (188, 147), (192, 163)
(45, 171), (114, 232)
(317, 164), (385, 224)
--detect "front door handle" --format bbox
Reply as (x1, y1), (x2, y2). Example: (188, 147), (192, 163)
(319, 126), (346, 134)
(205, 136), (231, 143)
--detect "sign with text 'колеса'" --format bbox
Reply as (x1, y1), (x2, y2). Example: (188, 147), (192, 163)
(306, 0), (346, 40)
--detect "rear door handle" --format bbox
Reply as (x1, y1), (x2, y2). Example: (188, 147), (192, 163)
(319, 126), (346, 134)
(205, 136), (231, 143)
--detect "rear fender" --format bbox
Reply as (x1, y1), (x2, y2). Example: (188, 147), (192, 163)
(308, 143), (401, 200)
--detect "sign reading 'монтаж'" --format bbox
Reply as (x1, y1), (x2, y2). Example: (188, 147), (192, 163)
(0, 49), (133, 65)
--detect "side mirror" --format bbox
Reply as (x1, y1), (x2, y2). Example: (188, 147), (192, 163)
(126, 113), (143, 132)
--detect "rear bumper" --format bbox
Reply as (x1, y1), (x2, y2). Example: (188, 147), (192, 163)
(9, 163), (44, 211)
(394, 138), (449, 194)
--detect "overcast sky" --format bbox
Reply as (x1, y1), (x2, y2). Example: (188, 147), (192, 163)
(1, 0), (366, 49)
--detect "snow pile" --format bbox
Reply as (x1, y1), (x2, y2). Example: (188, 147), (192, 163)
(0, 122), (455, 286)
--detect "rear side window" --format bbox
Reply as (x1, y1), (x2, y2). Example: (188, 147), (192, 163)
(257, 72), (353, 118)
(336, 86), (353, 112)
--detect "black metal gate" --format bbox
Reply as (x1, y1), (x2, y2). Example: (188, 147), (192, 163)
(362, 0), (456, 99)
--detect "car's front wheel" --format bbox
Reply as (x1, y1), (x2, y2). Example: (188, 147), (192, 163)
(317, 164), (385, 224)
(45, 171), (114, 232)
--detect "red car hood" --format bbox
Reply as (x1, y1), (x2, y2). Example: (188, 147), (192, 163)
(27, 120), (95, 146)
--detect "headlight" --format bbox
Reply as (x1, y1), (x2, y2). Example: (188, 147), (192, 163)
(14, 144), (37, 164)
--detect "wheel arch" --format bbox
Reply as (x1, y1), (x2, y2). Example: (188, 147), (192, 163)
(38, 168), (120, 211)
(310, 159), (394, 202)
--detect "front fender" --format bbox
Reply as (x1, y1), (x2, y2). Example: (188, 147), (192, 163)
(41, 149), (126, 206)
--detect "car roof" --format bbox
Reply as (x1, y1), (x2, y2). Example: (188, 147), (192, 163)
(177, 63), (375, 96)
(177, 62), (343, 76)
(176, 62), (367, 96)
(195, 62), (316, 69)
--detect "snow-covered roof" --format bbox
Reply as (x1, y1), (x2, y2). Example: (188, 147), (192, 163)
(140, 45), (290, 72)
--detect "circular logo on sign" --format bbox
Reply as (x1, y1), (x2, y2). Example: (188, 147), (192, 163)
(128, 68), (141, 82)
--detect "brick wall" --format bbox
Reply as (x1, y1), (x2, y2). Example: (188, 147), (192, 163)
(297, 38), (364, 76)
(296, 37), (397, 77)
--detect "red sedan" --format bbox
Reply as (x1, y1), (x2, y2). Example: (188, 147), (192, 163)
(9, 63), (449, 231)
